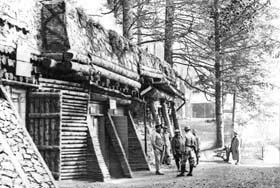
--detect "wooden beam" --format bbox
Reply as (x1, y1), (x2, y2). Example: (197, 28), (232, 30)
(91, 64), (141, 88)
(1, 78), (39, 88)
(41, 52), (74, 61)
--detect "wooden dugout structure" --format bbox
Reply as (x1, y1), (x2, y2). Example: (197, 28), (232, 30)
(0, 0), (184, 182)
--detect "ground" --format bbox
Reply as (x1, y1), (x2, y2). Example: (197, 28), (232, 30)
(58, 149), (280, 188)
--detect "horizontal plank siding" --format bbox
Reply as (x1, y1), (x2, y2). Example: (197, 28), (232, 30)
(127, 111), (150, 171)
(39, 78), (91, 180)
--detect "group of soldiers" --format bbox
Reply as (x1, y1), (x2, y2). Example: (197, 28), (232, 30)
(151, 124), (200, 177)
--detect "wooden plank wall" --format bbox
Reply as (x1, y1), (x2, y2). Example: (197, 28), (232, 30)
(111, 116), (128, 157)
(105, 113), (133, 178)
(27, 91), (61, 180)
(87, 117), (110, 181)
(127, 111), (150, 171)
(39, 78), (89, 180)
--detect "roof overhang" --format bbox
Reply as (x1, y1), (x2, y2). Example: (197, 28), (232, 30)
(152, 81), (185, 101)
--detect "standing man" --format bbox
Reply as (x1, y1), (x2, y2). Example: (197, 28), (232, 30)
(162, 125), (171, 165)
(171, 129), (184, 171)
(151, 124), (164, 175)
(225, 131), (241, 165)
(192, 129), (201, 166)
(177, 125), (196, 177)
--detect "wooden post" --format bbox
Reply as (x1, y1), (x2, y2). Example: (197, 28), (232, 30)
(170, 101), (179, 130)
(149, 100), (161, 126)
(143, 102), (147, 154)
(160, 99), (174, 137)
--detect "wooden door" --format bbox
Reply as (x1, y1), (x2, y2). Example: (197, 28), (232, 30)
(26, 91), (61, 180)
(98, 116), (125, 178)
(10, 88), (27, 127)
(111, 116), (128, 157)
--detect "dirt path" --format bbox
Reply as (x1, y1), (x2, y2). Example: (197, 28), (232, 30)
(58, 162), (280, 188)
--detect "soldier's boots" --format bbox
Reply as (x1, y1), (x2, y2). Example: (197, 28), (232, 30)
(177, 164), (186, 177)
(187, 165), (194, 176)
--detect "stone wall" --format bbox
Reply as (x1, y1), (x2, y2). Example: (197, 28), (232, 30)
(0, 97), (56, 188)
(0, 143), (25, 188)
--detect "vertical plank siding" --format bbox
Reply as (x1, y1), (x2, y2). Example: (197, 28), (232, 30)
(26, 91), (61, 180)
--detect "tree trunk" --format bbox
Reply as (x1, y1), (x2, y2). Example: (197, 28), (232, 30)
(170, 101), (179, 130)
(214, 0), (224, 148)
(164, 0), (174, 65)
(123, 0), (133, 40)
(149, 101), (161, 126)
(232, 91), (236, 127)
(160, 99), (174, 137)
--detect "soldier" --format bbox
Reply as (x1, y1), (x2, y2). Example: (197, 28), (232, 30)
(171, 129), (184, 171)
(192, 129), (201, 166)
(162, 125), (171, 165)
(151, 124), (164, 175)
(177, 125), (196, 177)
(225, 131), (241, 165)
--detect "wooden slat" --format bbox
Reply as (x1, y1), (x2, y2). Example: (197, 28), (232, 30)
(61, 149), (87, 154)
(62, 124), (87, 128)
(61, 157), (87, 163)
(62, 99), (87, 105)
(60, 161), (87, 166)
(28, 113), (60, 118)
(61, 132), (87, 136)
(39, 78), (86, 88)
(62, 95), (88, 101)
(62, 117), (86, 121)
(61, 112), (87, 117)
(62, 109), (87, 114)
(61, 140), (87, 144)
(60, 168), (87, 173)
(61, 125), (87, 130)
(62, 107), (87, 112)
(61, 137), (87, 141)
(61, 165), (87, 170)
(62, 90), (89, 97)
(1, 78), (39, 88)
(40, 84), (87, 92)
(61, 153), (88, 157)
(61, 144), (87, 149)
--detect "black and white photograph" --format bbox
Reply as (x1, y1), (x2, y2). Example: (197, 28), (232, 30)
(0, 0), (279, 187)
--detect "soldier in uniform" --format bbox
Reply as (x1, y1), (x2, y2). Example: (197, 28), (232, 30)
(192, 129), (201, 166)
(171, 129), (184, 171)
(177, 125), (197, 177)
(151, 124), (164, 175)
(162, 125), (171, 165)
